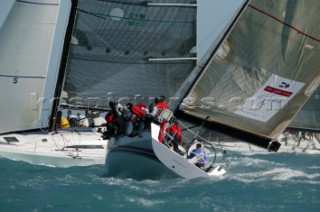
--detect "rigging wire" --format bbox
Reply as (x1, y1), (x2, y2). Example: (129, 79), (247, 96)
(248, 4), (320, 43)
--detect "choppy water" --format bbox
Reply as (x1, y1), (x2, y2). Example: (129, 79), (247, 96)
(0, 153), (319, 211)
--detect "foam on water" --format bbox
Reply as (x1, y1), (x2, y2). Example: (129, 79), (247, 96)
(0, 153), (319, 211)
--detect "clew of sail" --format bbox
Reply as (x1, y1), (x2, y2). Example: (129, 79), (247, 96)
(175, 0), (320, 152)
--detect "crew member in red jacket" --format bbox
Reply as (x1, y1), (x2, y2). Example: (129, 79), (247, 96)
(126, 102), (147, 137)
(166, 119), (183, 154)
(131, 102), (147, 119)
(156, 96), (169, 143)
(156, 95), (169, 110)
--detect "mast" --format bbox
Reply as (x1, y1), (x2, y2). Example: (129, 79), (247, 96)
(174, 0), (249, 108)
(48, 0), (79, 132)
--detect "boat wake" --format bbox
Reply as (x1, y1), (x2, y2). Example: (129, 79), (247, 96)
(226, 155), (320, 184)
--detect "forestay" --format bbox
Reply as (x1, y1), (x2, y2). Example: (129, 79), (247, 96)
(61, 0), (197, 108)
(176, 0), (320, 151)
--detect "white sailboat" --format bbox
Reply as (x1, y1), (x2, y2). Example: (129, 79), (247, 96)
(0, 0), (108, 167)
(97, 0), (212, 178)
(1, 0), (201, 173)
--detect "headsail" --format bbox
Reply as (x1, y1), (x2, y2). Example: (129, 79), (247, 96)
(175, 0), (320, 151)
(60, 0), (197, 109)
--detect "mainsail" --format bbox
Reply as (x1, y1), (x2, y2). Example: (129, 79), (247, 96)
(59, 0), (197, 109)
(175, 0), (320, 151)
(0, 0), (70, 134)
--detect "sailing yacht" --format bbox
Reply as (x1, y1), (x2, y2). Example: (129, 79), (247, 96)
(105, 0), (320, 178)
(0, 0), (108, 167)
(104, 0), (242, 178)
(0, 0), (200, 173)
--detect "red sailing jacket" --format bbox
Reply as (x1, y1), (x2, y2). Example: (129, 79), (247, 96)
(131, 103), (147, 118)
(156, 101), (169, 109)
(156, 101), (169, 143)
(166, 123), (182, 144)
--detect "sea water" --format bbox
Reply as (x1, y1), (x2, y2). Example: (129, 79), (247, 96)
(0, 153), (319, 211)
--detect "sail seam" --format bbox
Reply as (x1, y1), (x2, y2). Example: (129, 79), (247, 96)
(0, 74), (46, 79)
(248, 4), (320, 43)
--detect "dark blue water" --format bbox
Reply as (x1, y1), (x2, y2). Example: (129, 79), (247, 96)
(1, 153), (319, 211)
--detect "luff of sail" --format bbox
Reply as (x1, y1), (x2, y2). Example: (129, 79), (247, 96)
(61, 0), (197, 109)
(176, 0), (320, 151)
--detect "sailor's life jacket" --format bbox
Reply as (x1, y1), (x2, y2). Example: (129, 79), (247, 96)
(105, 112), (119, 123)
(131, 103), (147, 119)
(60, 117), (70, 128)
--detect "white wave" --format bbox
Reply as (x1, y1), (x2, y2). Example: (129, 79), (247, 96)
(231, 156), (284, 168)
(92, 193), (103, 200)
(98, 177), (178, 195)
(308, 166), (320, 169)
(230, 167), (320, 184)
(125, 196), (165, 207)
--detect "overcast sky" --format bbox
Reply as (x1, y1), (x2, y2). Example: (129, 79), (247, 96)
(0, 0), (15, 28)
(198, 0), (244, 58)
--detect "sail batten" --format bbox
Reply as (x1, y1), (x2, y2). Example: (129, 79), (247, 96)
(148, 57), (197, 62)
(146, 3), (197, 7)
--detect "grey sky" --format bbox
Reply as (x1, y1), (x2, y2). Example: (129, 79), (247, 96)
(198, 0), (244, 58)
(0, 0), (14, 28)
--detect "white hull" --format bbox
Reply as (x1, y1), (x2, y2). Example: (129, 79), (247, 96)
(151, 123), (226, 179)
(0, 129), (108, 167)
